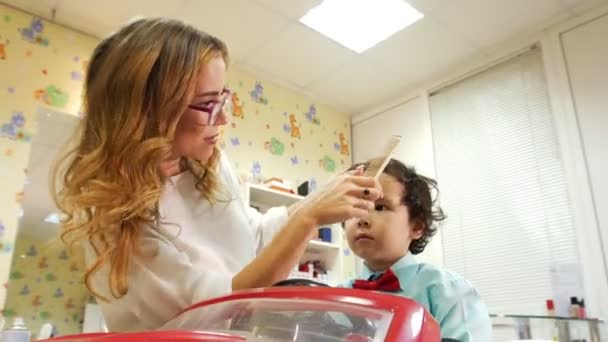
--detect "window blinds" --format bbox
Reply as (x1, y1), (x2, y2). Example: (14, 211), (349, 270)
(429, 48), (581, 315)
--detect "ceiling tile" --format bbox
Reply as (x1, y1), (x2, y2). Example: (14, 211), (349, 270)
(6, 0), (602, 116)
(242, 23), (356, 88)
(253, 0), (321, 19)
(54, 0), (188, 37)
(405, 0), (447, 13)
(363, 17), (478, 84)
(181, 0), (289, 63)
(558, 0), (608, 14)
(428, 0), (566, 48)
(306, 56), (417, 114)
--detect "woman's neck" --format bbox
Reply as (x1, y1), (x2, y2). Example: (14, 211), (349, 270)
(159, 158), (183, 177)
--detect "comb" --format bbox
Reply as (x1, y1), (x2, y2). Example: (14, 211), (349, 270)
(363, 135), (402, 180)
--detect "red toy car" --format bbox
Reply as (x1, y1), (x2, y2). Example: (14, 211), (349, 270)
(43, 286), (440, 341)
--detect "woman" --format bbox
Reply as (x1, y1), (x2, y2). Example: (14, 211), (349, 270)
(53, 18), (381, 332)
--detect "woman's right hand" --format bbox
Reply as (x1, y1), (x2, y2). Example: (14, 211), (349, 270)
(294, 166), (383, 228)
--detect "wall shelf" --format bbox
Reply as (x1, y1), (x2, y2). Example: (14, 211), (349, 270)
(246, 183), (344, 285)
(248, 184), (303, 207)
(308, 239), (340, 250)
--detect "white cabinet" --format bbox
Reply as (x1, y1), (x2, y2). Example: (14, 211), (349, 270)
(82, 303), (107, 333)
(246, 184), (345, 286)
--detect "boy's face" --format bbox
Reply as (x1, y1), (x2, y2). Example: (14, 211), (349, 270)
(345, 173), (423, 271)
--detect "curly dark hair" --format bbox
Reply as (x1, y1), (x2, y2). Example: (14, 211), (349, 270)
(347, 159), (446, 254)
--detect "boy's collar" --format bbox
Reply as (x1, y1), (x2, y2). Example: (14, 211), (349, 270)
(360, 253), (417, 279)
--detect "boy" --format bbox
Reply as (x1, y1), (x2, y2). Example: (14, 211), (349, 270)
(342, 159), (492, 341)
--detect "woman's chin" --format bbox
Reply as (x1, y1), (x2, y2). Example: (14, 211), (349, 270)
(191, 146), (214, 163)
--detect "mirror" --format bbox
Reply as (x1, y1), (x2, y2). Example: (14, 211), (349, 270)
(2, 108), (97, 337)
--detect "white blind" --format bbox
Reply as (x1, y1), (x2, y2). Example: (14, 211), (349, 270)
(429, 49), (581, 315)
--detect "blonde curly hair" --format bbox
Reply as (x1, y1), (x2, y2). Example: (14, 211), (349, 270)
(52, 18), (229, 300)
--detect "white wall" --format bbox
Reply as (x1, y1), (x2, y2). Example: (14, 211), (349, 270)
(352, 96), (435, 177)
(351, 95), (442, 266)
(560, 13), (608, 278)
(352, 4), (608, 319)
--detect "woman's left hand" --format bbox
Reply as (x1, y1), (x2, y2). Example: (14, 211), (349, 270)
(289, 165), (383, 228)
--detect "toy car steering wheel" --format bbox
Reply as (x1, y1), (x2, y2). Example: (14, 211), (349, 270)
(271, 278), (330, 287)
(269, 279), (376, 339)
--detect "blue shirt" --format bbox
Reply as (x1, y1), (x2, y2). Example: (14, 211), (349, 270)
(343, 254), (492, 341)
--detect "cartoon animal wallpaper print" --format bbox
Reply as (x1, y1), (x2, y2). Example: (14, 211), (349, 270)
(19, 17), (49, 46)
(319, 155), (337, 173)
(34, 85), (69, 108)
(305, 105), (320, 125)
(38, 257), (48, 269)
(9, 271), (23, 280)
(251, 161), (262, 179)
(0, 111), (31, 142)
(265, 137), (285, 156)
(32, 295), (42, 307)
(0, 42), (6, 59)
(338, 132), (350, 156)
(1, 6), (98, 333)
(70, 70), (83, 81)
(26, 245), (37, 257)
(288, 114), (301, 139)
(249, 81), (268, 104)
(221, 69), (353, 214)
(4, 237), (88, 335)
(65, 298), (75, 310)
(231, 92), (244, 119)
(19, 285), (29, 296)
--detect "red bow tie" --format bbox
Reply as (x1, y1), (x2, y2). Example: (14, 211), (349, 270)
(353, 269), (401, 292)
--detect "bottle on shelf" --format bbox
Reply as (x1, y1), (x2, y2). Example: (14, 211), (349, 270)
(1, 316), (31, 342)
(545, 299), (555, 316)
(570, 297), (580, 318)
(545, 299), (559, 341)
(578, 299), (586, 319)
(318, 227), (332, 243)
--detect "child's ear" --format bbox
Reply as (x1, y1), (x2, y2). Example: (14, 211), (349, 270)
(409, 221), (425, 240)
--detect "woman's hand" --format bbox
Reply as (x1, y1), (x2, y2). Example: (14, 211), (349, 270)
(234, 166), (382, 291)
(293, 166), (383, 228)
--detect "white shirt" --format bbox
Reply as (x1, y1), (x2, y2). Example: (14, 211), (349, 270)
(84, 152), (288, 332)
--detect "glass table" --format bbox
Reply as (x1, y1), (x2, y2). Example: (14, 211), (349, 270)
(491, 314), (605, 341)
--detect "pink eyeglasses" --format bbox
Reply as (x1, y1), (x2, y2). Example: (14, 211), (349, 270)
(187, 88), (232, 125)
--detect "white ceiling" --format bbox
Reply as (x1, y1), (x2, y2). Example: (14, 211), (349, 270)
(3, 0), (606, 114)
(6, 0), (607, 240)
(19, 109), (78, 241)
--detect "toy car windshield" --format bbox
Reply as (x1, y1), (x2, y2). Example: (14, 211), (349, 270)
(160, 287), (438, 341)
(42, 287), (440, 341)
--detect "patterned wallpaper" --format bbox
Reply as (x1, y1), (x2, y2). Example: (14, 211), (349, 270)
(222, 71), (352, 190)
(0, 6), (98, 331)
(0, 3), (355, 335)
(3, 237), (88, 335)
